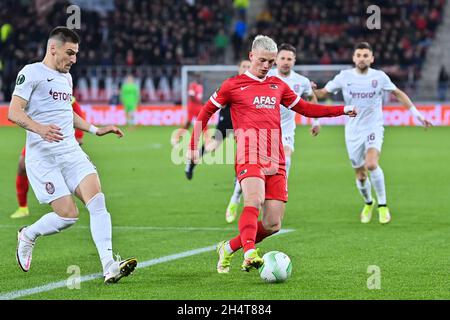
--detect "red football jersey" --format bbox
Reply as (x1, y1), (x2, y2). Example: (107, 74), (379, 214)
(191, 70), (345, 175)
(188, 81), (203, 107)
(210, 71), (302, 172)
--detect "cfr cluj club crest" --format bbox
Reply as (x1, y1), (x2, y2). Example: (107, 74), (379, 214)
(45, 182), (55, 195)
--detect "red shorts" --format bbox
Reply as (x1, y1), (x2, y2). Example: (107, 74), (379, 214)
(235, 163), (288, 202)
(187, 104), (202, 123)
(21, 147), (26, 157)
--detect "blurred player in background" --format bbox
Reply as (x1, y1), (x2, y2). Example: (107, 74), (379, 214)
(188, 35), (357, 273)
(314, 42), (432, 224)
(225, 44), (320, 223)
(120, 75), (140, 126)
(10, 97), (85, 219)
(171, 73), (211, 179)
(8, 27), (136, 284)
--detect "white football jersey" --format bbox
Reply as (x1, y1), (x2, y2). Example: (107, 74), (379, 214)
(325, 68), (397, 134)
(13, 62), (79, 160)
(268, 69), (313, 137)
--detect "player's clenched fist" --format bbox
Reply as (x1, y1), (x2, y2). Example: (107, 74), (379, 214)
(344, 105), (358, 117)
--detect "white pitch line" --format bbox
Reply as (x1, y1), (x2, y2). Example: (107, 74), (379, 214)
(0, 225), (237, 231)
(0, 229), (294, 300)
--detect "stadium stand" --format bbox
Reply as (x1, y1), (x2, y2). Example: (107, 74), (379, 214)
(244, 0), (445, 88)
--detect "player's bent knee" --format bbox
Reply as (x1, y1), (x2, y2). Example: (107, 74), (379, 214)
(355, 169), (367, 181)
(18, 164), (26, 175)
(244, 195), (264, 209)
(366, 163), (378, 171)
(56, 206), (79, 219)
(264, 222), (281, 234)
(86, 193), (109, 216)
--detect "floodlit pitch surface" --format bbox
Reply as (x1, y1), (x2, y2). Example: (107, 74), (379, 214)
(0, 126), (448, 300)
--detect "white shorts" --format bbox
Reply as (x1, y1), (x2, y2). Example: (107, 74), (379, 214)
(282, 134), (295, 151)
(345, 128), (384, 168)
(26, 149), (97, 204)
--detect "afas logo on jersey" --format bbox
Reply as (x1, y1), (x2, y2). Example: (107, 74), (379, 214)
(253, 96), (276, 109)
(49, 89), (72, 101)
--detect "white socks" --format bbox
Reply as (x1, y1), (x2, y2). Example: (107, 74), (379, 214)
(369, 166), (387, 205)
(285, 156), (291, 178)
(86, 193), (114, 273)
(224, 241), (233, 254)
(356, 178), (373, 204)
(25, 212), (78, 241)
(230, 178), (242, 204)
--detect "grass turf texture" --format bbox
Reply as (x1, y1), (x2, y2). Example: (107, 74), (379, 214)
(0, 126), (449, 299)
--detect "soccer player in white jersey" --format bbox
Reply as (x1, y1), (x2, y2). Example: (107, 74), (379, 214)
(225, 44), (320, 223)
(314, 42), (432, 224)
(8, 27), (137, 283)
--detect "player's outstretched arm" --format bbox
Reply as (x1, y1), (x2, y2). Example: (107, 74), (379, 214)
(392, 89), (433, 129)
(187, 100), (218, 163)
(8, 95), (63, 142)
(306, 92), (321, 136)
(73, 111), (124, 138)
(290, 98), (357, 118)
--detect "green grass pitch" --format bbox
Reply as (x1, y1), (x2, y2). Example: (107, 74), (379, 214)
(0, 125), (449, 299)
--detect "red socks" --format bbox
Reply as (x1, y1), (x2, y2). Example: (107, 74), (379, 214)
(16, 174), (29, 207)
(238, 206), (259, 252)
(229, 210), (275, 252)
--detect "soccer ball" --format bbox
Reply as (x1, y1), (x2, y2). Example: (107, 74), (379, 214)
(258, 251), (292, 283)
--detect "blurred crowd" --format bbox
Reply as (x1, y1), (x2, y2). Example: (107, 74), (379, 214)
(0, 0), (235, 101)
(243, 0), (445, 83)
(0, 0), (446, 102)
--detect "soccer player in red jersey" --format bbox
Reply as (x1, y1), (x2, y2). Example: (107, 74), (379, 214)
(187, 77), (204, 126)
(188, 35), (357, 272)
(171, 74), (212, 179)
(10, 97), (85, 219)
(172, 74), (207, 145)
